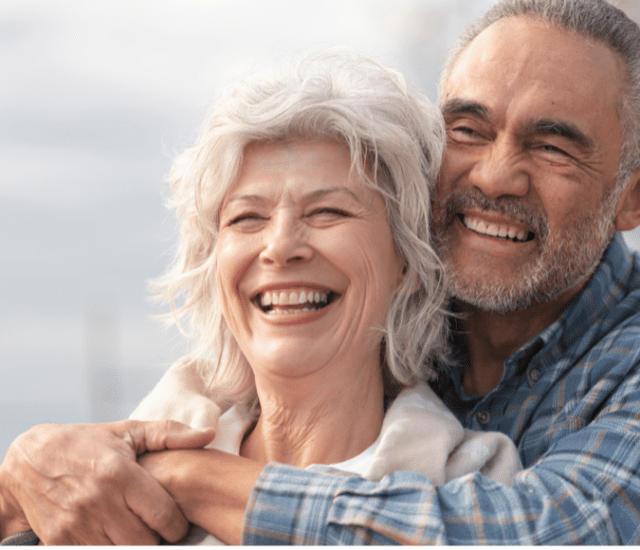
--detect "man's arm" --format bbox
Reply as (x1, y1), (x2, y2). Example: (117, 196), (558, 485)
(0, 420), (215, 545)
(240, 388), (640, 544)
(134, 364), (640, 545)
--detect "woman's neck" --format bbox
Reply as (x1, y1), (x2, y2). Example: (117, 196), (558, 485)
(240, 364), (385, 468)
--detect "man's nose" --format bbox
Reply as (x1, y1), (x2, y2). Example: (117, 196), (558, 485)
(259, 212), (313, 266)
(467, 137), (530, 199)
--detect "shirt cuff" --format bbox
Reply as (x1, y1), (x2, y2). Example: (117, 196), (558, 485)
(242, 463), (346, 545)
(0, 530), (39, 546)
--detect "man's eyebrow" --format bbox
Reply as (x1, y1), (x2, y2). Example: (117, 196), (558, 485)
(441, 99), (493, 122)
(524, 119), (595, 151)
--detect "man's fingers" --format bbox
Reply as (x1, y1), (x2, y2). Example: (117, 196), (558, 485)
(123, 463), (191, 543)
(2, 421), (208, 544)
(155, 420), (216, 450)
(111, 420), (216, 455)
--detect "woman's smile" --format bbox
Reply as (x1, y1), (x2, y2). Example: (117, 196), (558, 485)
(252, 286), (339, 315)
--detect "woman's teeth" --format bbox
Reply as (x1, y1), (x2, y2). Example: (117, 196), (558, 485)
(258, 289), (331, 314)
(462, 215), (532, 242)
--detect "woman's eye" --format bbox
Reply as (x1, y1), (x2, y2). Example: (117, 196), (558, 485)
(228, 213), (266, 226)
(308, 208), (351, 218)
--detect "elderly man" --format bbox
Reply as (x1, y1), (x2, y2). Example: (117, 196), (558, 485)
(2, 0), (640, 545)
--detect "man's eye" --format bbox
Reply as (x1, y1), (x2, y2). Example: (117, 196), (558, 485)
(453, 126), (477, 135)
(540, 144), (569, 156)
(449, 125), (485, 142)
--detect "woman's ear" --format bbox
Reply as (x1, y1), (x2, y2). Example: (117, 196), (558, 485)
(615, 168), (640, 232)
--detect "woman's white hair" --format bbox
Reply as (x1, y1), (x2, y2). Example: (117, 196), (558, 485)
(153, 48), (448, 413)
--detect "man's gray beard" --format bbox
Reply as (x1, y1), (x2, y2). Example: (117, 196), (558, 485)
(432, 189), (619, 315)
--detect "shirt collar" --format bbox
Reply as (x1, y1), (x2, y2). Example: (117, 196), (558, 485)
(442, 232), (636, 399)
(540, 232), (635, 353)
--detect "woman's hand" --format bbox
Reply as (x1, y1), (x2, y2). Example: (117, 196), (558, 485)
(0, 420), (215, 545)
(139, 448), (265, 545)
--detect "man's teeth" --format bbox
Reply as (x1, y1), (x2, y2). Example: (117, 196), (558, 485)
(463, 215), (529, 242)
(259, 289), (329, 313)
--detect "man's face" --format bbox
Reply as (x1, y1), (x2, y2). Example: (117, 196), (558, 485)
(433, 15), (626, 314)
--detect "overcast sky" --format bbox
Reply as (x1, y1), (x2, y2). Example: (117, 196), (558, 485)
(2, 0), (639, 458)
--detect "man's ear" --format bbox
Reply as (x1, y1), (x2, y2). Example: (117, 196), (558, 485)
(615, 167), (640, 232)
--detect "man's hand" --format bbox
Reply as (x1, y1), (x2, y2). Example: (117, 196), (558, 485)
(0, 420), (215, 545)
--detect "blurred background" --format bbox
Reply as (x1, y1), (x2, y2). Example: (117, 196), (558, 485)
(2, 0), (640, 458)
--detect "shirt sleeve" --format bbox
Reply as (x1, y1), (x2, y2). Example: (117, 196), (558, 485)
(243, 386), (640, 545)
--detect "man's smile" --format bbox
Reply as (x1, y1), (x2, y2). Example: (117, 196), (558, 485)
(458, 213), (535, 243)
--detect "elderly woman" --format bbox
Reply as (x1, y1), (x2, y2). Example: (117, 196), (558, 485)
(122, 49), (522, 545)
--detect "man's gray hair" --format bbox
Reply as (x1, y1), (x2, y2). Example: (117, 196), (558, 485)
(153, 48), (448, 413)
(439, 0), (640, 189)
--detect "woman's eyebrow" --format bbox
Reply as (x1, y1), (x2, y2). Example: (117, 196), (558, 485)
(304, 187), (362, 203)
(223, 187), (362, 206)
(224, 193), (269, 205)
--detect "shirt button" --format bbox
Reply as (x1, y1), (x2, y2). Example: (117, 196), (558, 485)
(528, 368), (541, 384)
(476, 411), (491, 425)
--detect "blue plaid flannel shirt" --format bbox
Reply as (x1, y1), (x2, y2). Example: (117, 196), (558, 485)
(243, 233), (640, 545)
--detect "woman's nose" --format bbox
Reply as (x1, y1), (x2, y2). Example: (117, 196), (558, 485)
(259, 213), (313, 266)
(468, 137), (530, 199)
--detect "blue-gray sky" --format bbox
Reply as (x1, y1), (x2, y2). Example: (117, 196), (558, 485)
(2, 0), (639, 458)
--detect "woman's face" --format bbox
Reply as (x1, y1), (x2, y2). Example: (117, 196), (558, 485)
(215, 140), (405, 381)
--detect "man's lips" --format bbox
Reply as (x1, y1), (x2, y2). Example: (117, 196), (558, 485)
(458, 213), (534, 243)
(251, 286), (339, 314)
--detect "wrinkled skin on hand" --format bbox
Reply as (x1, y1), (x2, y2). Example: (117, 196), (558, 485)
(0, 420), (215, 545)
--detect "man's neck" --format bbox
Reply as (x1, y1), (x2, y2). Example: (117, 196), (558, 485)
(456, 285), (583, 396)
